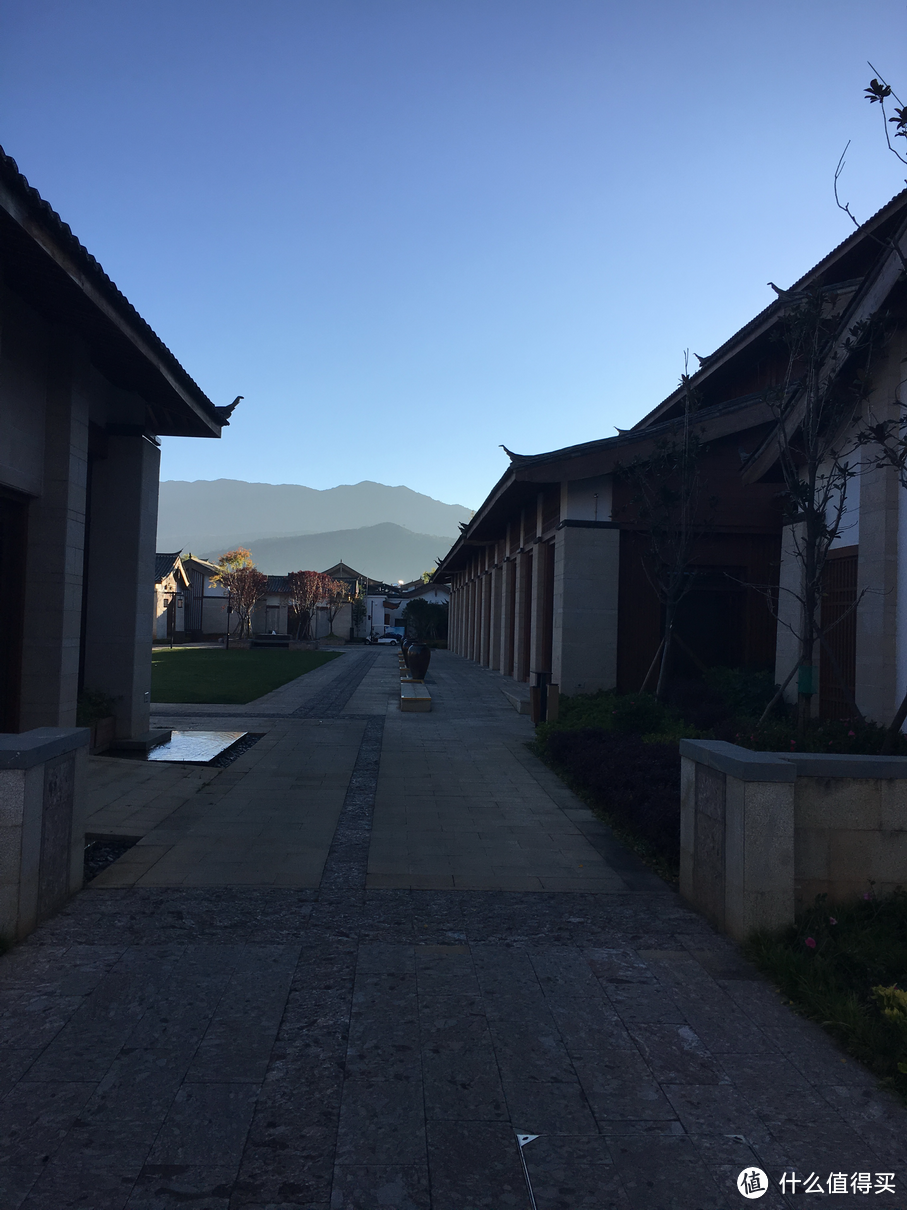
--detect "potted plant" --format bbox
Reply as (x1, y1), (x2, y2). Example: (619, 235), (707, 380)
(76, 689), (118, 754)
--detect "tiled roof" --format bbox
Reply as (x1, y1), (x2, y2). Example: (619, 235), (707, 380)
(630, 188), (907, 430)
(154, 552), (182, 582)
(0, 145), (224, 432)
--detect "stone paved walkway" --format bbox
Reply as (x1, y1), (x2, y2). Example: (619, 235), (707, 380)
(1, 649), (905, 1208)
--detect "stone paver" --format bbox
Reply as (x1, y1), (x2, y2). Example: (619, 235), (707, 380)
(0, 647), (904, 1208)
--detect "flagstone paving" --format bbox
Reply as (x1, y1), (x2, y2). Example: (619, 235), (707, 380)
(0, 648), (905, 1208)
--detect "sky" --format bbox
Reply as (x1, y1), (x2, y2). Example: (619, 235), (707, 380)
(2, 1), (906, 511)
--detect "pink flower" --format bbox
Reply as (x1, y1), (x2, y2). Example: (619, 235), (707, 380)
(863, 892), (872, 900)
(829, 917), (837, 925)
(805, 937), (817, 949)
(790, 740), (796, 749)
(848, 730), (856, 737)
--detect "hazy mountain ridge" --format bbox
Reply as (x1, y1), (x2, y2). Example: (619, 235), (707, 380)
(157, 479), (471, 553)
(201, 522), (453, 583)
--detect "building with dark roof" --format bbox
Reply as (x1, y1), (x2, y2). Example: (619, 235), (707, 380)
(436, 189), (907, 723)
(0, 145), (231, 736)
(153, 552), (190, 641)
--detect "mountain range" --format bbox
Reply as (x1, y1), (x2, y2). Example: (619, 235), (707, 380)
(157, 479), (470, 582)
(211, 522), (451, 583)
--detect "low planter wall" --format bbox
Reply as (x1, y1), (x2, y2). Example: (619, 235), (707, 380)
(679, 739), (907, 941)
(0, 728), (90, 941)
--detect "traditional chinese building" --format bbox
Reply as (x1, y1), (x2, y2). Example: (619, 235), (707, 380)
(0, 146), (231, 737)
(436, 189), (907, 723)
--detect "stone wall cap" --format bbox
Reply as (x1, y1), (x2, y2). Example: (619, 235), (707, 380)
(679, 738), (796, 782)
(776, 751), (907, 778)
(0, 728), (91, 769)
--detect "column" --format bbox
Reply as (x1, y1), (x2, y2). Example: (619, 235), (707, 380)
(18, 335), (90, 731)
(453, 583), (462, 654)
(489, 563), (502, 671)
(467, 576), (477, 661)
(551, 521), (621, 695)
(774, 521), (805, 705)
(857, 452), (900, 723)
(479, 573), (490, 666)
(530, 539), (555, 677)
(513, 549), (532, 682)
(500, 559), (516, 678)
(82, 428), (160, 739)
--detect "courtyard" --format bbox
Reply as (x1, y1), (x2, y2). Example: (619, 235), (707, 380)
(0, 648), (904, 1208)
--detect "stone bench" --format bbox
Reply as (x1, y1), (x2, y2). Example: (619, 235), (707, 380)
(400, 683), (432, 712)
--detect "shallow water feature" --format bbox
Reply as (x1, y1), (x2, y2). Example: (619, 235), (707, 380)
(147, 730), (247, 763)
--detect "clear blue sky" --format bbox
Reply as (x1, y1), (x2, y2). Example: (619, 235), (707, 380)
(2, 0), (905, 510)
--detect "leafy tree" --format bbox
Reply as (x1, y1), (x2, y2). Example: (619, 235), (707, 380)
(286, 571), (342, 639)
(824, 68), (907, 744)
(616, 362), (713, 699)
(213, 549), (267, 638)
(351, 591), (367, 635)
(288, 570), (327, 640)
(757, 285), (876, 734)
(324, 578), (348, 636)
(402, 598), (448, 641)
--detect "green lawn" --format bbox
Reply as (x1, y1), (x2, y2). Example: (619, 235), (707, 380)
(151, 647), (341, 704)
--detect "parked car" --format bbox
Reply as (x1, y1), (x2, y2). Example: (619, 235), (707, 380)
(374, 634), (401, 645)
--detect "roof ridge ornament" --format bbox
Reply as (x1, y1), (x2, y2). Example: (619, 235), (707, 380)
(214, 395), (243, 425)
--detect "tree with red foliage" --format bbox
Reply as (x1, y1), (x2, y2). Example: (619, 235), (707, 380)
(287, 570), (341, 640)
(324, 578), (349, 637)
(214, 549), (268, 638)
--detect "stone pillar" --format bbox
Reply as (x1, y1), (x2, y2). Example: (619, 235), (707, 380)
(18, 336), (89, 731)
(479, 573), (491, 666)
(774, 521), (807, 706)
(489, 564), (502, 671)
(551, 522), (620, 695)
(530, 540), (555, 677)
(82, 430), (160, 739)
(451, 583), (461, 654)
(476, 573), (483, 663)
(461, 579), (469, 659)
(467, 577), (478, 661)
(514, 549), (532, 682)
(857, 456), (900, 723)
(499, 559), (515, 678)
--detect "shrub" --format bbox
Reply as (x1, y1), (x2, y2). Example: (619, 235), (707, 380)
(704, 666), (777, 718)
(538, 728), (681, 867)
(76, 689), (118, 726)
(729, 714), (907, 756)
(541, 689), (682, 739)
(746, 889), (907, 1095)
(547, 678), (907, 756)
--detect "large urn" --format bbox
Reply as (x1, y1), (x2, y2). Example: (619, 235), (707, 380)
(407, 642), (431, 681)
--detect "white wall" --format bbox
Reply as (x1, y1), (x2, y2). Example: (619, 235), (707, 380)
(366, 594), (403, 636)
